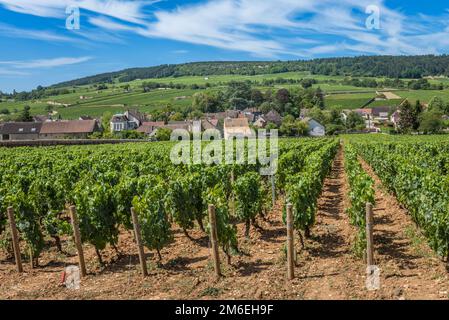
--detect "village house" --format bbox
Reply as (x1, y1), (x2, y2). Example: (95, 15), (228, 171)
(303, 118), (326, 137)
(136, 121), (165, 137)
(201, 119), (219, 131)
(354, 108), (372, 120)
(390, 110), (401, 129)
(110, 109), (146, 133)
(0, 122), (42, 141)
(166, 120), (194, 132)
(223, 118), (253, 140)
(371, 106), (392, 123)
(253, 117), (267, 128)
(264, 110), (282, 127)
(39, 120), (100, 139)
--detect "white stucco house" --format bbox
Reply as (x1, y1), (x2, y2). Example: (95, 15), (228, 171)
(223, 118), (253, 140)
(110, 109), (145, 133)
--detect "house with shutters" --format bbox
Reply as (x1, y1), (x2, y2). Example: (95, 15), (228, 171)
(110, 109), (146, 133)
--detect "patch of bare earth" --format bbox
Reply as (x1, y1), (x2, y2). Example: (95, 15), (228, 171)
(0, 200), (304, 300)
(359, 158), (449, 300)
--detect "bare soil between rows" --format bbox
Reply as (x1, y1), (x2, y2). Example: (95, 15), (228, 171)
(0, 147), (448, 300)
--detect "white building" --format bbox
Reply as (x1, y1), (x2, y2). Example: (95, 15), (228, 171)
(223, 118), (253, 140)
(304, 117), (326, 137)
(110, 110), (145, 133)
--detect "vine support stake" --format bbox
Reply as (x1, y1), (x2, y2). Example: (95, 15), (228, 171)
(366, 202), (374, 267)
(69, 206), (87, 277)
(286, 203), (295, 280)
(7, 207), (23, 273)
(271, 175), (276, 207)
(29, 248), (33, 269)
(208, 204), (221, 279)
(130, 207), (148, 277)
(231, 170), (236, 216)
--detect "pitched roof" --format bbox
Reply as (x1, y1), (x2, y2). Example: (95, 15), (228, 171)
(244, 113), (256, 122)
(224, 117), (250, 128)
(111, 114), (128, 122)
(164, 123), (191, 131)
(0, 122), (42, 134)
(265, 110), (282, 124)
(142, 121), (165, 127)
(208, 119), (219, 127)
(371, 106), (392, 116)
(303, 117), (324, 127)
(136, 122), (165, 134)
(202, 119), (218, 130)
(40, 120), (97, 134)
(226, 110), (241, 118)
(126, 109), (146, 122)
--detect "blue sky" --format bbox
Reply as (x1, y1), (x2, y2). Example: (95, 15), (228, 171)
(0, 0), (448, 92)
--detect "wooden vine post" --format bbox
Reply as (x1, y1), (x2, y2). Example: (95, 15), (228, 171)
(271, 175), (276, 207)
(130, 207), (148, 277)
(7, 207), (23, 273)
(286, 203), (295, 280)
(29, 248), (34, 269)
(69, 206), (87, 277)
(231, 170), (236, 216)
(208, 204), (221, 279)
(366, 202), (374, 266)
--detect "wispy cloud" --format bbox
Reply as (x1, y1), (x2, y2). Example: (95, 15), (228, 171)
(0, 56), (92, 69)
(0, 23), (74, 42)
(172, 50), (189, 54)
(0, 0), (153, 24)
(1, 0), (449, 58)
(0, 68), (30, 76)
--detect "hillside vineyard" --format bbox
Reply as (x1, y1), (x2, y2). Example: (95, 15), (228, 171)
(2, 135), (449, 299)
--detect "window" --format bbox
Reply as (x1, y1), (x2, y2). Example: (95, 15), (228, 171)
(31, 128), (36, 132)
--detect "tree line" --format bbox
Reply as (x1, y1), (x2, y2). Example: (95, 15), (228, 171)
(50, 55), (449, 87)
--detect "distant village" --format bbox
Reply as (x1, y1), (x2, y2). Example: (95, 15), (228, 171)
(0, 104), (412, 142)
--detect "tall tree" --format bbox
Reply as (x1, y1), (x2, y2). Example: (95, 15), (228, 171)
(17, 105), (33, 122)
(398, 100), (418, 133)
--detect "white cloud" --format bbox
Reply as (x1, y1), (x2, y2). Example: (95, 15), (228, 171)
(0, 23), (74, 42)
(0, 0), (153, 24)
(0, 68), (30, 76)
(0, 57), (92, 69)
(1, 0), (449, 58)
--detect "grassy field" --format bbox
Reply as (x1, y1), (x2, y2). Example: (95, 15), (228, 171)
(1, 72), (449, 119)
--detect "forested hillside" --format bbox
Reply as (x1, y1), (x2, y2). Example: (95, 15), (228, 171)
(53, 55), (449, 87)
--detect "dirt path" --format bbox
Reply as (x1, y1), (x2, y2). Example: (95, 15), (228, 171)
(359, 158), (449, 300)
(294, 147), (368, 299)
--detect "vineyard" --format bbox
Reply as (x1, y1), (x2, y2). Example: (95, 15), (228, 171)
(1, 135), (449, 300)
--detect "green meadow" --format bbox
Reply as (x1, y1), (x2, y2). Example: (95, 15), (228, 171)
(1, 72), (449, 119)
